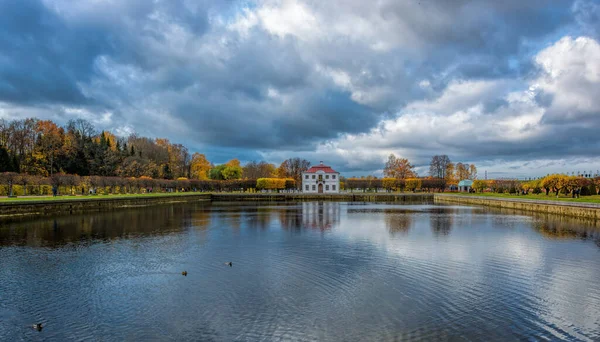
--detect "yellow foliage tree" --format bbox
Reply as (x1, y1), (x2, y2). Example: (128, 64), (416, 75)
(226, 159), (241, 168)
(190, 153), (211, 180)
(384, 154), (416, 179)
(405, 178), (422, 192)
(256, 178), (286, 190)
(472, 179), (487, 193)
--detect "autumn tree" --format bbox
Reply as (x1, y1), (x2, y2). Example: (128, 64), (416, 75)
(190, 153), (211, 180)
(472, 180), (487, 193)
(445, 162), (456, 186)
(468, 164), (477, 180)
(243, 161), (277, 179)
(277, 158), (311, 189)
(384, 154), (416, 179)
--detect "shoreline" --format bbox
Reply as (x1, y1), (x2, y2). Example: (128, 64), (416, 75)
(0, 193), (432, 221)
(434, 194), (600, 220)
(2, 192), (600, 221)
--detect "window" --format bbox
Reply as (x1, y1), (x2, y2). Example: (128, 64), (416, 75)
(326, 185), (329, 190)
(305, 185), (309, 191)
(326, 175), (329, 179)
(332, 185), (336, 191)
(318, 175), (323, 181)
(312, 175), (315, 179)
(332, 175), (336, 179)
(305, 175), (309, 179)
(312, 185), (316, 191)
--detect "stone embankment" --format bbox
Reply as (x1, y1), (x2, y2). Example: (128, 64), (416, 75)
(211, 193), (432, 202)
(4, 192), (600, 221)
(0, 193), (432, 220)
(434, 194), (600, 220)
(0, 194), (212, 219)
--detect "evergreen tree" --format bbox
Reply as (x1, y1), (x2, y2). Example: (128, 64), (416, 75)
(0, 146), (12, 172)
(12, 154), (20, 173)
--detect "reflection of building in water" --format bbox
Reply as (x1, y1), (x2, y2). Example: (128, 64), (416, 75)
(302, 202), (341, 230)
(384, 210), (413, 236)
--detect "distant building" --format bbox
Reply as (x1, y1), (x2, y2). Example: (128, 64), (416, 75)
(458, 179), (473, 192)
(302, 161), (340, 193)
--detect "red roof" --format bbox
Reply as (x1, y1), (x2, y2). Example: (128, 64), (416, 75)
(305, 164), (338, 173)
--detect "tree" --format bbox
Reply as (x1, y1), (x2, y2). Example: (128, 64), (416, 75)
(405, 178), (422, 192)
(472, 180), (487, 193)
(429, 155), (451, 179)
(209, 164), (227, 180)
(0, 146), (14, 172)
(384, 154), (416, 179)
(455, 162), (470, 180)
(243, 161), (277, 179)
(222, 165), (242, 180)
(0, 172), (18, 197)
(225, 159), (241, 168)
(35, 120), (65, 176)
(445, 162), (456, 186)
(190, 153), (211, 180)
(277, 158), (310, 189)
(468, 164), (477, 180)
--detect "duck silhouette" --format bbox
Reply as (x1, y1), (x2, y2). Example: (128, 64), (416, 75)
(225, 262), (232, 267)
(181, 271), (188, 276)
(32, 323), (43, 331)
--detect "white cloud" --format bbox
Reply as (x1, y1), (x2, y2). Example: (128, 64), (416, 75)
(262, 35), (600, 176)
(534, 36), (600, 121)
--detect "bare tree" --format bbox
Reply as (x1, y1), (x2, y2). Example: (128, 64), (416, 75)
(277, 158), (311, 189)
(429, 155), (451, 179)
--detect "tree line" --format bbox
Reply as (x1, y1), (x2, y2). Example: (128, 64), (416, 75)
(0, 173), (303, 197)
(472, 174), (600, 197)
(0, 118), (312, 185)
(383, 154), (477, 185)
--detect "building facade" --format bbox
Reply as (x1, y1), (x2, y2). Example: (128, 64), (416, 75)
(302, 162), (340, 193)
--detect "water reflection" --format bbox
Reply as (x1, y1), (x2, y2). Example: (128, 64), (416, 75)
(429, 208), (454, 236)
(301, 202), (340, 231)
(384, 211), (413, 236)
(1, 202), (600, 341)
(0, 202), (212, 247)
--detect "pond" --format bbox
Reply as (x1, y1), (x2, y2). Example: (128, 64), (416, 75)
(1, 201), (599, 341)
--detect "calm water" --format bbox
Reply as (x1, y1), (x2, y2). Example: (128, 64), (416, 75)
(1, 201), (600, 341)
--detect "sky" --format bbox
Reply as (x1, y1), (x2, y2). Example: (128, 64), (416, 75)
(1, 0), (599, 178)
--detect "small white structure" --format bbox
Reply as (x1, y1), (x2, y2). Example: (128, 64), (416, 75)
(302, 161), (340, 193)
(458, 179), (473, 192)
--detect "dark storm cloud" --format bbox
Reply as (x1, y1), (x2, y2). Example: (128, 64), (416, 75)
(0, 0), (598, 172)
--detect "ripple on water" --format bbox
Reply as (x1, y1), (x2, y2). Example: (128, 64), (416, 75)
(1, 202), (600, 341)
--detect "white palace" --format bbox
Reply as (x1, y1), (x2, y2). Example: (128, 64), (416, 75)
(302, 162), (340, 193)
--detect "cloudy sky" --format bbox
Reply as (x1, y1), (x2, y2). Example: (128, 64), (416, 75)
(1, 0), (599, 178)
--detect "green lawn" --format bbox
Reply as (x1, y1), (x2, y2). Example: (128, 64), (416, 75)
(445, 192), (600, 204)
(0, 192), (208, 203)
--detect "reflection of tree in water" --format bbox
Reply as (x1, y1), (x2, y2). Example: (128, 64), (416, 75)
(0, 202), (212, 247)
(302, 202), (340, 231)
(248, 208), (273, 230)
(524, 212), (600, 246)
(430, 215), (453, 236)
(423, 208), (455, 236)
(533, 221), (600, 241)
(278, 208), (302, 231)
(384, 211), (413, 236)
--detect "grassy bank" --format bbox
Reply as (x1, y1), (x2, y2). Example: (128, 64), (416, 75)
(445, 192), (600, 204)
(0, 192), (208, 203)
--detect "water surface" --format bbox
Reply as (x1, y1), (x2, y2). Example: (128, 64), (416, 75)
(1, 201), (600, 341)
